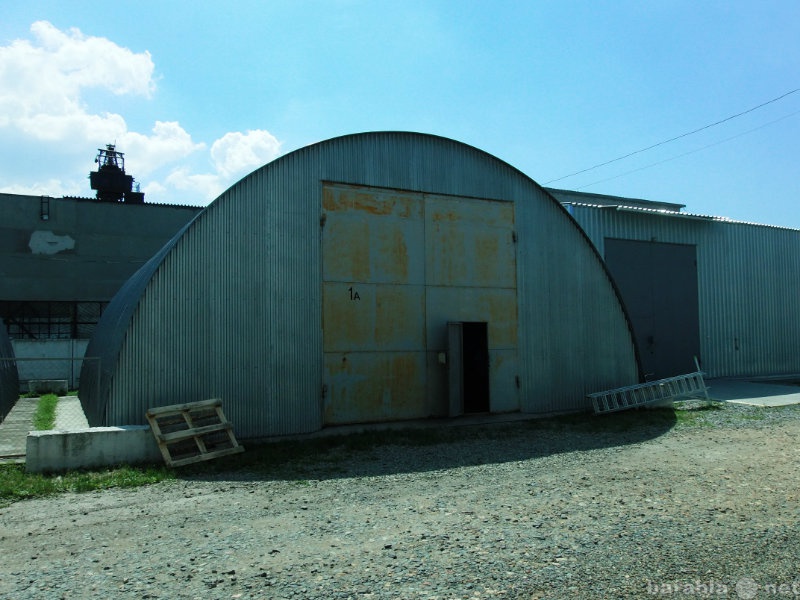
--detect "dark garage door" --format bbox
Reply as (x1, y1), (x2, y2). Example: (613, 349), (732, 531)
(604, 238), (701, 380)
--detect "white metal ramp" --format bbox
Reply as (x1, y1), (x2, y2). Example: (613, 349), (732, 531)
(589, 370), (710, 415)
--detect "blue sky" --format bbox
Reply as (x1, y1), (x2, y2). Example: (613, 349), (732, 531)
(1, 1), (799, 227)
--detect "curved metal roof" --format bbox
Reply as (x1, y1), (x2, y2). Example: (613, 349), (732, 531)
(80, 131), (640, 437)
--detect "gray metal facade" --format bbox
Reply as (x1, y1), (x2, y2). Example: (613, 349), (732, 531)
(80, 132), (640, 438)
(561, 199), (800, 378)
(0, 324), (18, 422)
(0, 193), (201, 303)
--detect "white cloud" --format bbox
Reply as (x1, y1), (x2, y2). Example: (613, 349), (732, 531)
(120, 121), (205, 176)
(165, 168), (225, 204)
(0, 21), (155, 142)
(16, 111), (128, 142)
(0, 22), (282, 207)
(211, 130), (282, 178)
(0, 178), (83, 198)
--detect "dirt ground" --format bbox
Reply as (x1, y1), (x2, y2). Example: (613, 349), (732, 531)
(1, 408), (799, 599)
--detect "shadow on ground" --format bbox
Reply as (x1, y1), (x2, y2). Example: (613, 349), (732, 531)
(179, 406), (688, 484)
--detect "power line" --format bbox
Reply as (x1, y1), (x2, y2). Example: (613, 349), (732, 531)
(544, 88), (800, 184)
(576, 108), (800, 190)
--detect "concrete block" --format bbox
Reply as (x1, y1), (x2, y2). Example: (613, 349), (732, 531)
(25, 426), (162, 473)
(28, 379), (69, 395)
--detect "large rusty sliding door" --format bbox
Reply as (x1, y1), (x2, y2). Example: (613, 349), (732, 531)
(322, 183), (518, 425)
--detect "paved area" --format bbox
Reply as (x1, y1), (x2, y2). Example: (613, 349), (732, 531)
(706, 378), (800, 407)
(54, 396), (90, 429)
(0, 396), (90, 462)
(0, 397), (38, 462)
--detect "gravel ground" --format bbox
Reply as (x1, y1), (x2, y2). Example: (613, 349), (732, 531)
(1, 401), (799, 599)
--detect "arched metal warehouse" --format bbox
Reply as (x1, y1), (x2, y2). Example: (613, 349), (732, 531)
(0, 325), (18, 422)
(80, 132), (640, 438)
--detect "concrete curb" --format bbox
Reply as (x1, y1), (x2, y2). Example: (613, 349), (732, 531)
(26, 426), (162, 473)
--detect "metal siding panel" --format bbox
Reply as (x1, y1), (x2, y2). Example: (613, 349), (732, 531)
(515, 194), (639, 413)
(99, 159), (323, 437)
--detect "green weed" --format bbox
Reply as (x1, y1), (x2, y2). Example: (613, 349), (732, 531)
(0, 464), (174, 508)
(32, 394), (59, 430)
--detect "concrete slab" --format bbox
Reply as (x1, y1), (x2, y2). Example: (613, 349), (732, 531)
(706, 378), (800, 407)
(54, 396), (89, 429)
(0, 395), (90, 462)
(26, 426), (161, 473)
(0, 397), (37, 462)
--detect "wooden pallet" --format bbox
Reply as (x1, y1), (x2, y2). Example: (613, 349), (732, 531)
(145, 398), (244, 467)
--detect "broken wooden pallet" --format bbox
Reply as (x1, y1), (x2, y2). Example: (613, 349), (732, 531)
(145, 398), (244, 467)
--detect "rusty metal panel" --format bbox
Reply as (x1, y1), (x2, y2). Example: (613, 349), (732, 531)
(425, 195), (516, 288)
(324, 351), (427, 424)
(322, 184), (425, 285)
(426, 287), (518, 350)
(322, 282), (426, 351)
(322, 183), (429, 424)
(323, 182), (521, 421)
(424, 195), (520, 413)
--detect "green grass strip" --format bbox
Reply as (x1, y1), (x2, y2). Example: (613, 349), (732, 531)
(0, 464), (175, 507)
(32, 393), (59, 430)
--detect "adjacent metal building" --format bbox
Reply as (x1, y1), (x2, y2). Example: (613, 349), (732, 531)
(552, 188), (800, 380)
(81, 132), (640, 438)
(0, 193), (201, 341)
(0, 193), (201, 392)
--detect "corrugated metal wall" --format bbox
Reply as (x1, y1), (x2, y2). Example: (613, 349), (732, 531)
(81, 132), (640, 437)
(0, 324), (18, 422)
(566, 204), (800, 378)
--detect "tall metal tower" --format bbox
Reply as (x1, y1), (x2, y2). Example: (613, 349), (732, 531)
(89, 144), (145, 203)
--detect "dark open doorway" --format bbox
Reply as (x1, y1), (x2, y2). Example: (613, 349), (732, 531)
(447, 321), (491, 415)
(462, 322), (490, 413)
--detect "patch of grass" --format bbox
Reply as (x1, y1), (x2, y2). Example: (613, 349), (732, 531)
(32, 393), (59, 430)
(673, 409), (713, 427)
(739, 409), (766, 421)
(0, 464), (175, 508)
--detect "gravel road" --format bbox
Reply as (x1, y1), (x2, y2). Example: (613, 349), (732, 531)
(1, 402), (799, 599)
